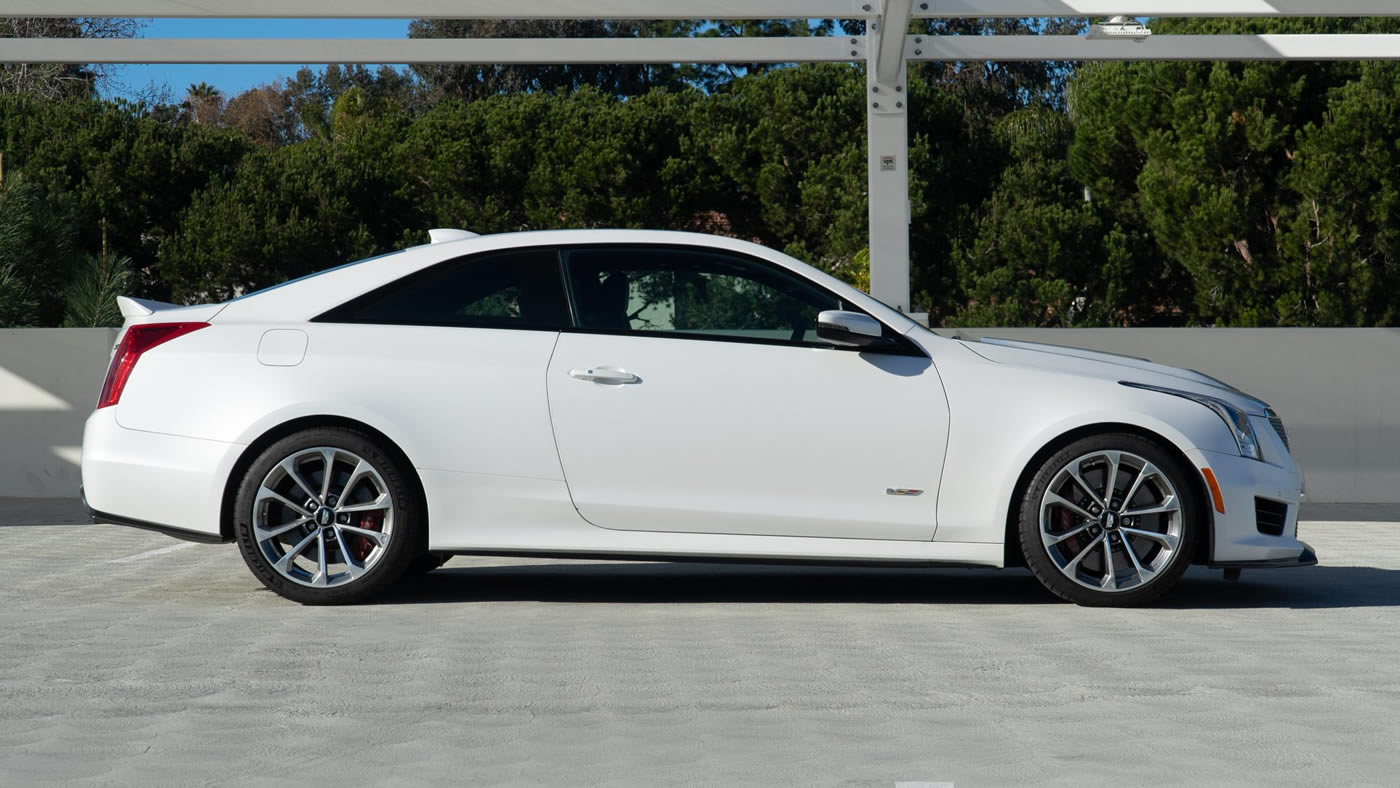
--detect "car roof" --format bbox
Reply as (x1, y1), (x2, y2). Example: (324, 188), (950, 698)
(212, 229), (917, 333)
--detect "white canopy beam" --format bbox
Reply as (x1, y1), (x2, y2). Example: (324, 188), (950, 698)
(9, 34), (1400, 64)
(874, 0), (913, 87)
(10, 0), (1400, 17)
(905, 33), (1400, 60)
(0, 35), (854, 64)
(0, 0), (859, 18)
(912, 0), (1400, 17)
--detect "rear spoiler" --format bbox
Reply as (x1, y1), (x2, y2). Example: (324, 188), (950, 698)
(116, 296), (180, 319)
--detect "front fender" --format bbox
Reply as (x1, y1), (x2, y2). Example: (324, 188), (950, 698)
(932, 354), (1237, 546)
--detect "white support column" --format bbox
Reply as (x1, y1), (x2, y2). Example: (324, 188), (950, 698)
(865, 0), (913, 313)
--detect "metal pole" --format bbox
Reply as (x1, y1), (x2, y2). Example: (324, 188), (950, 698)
(865, 0), (913, 313)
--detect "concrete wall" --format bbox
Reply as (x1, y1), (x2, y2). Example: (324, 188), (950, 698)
(0, 328), (115, 498)
(0, 327), (1396, 502)
(951, 328), (1400, 504)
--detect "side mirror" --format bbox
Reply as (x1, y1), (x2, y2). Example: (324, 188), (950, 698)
(817, 310), (888, 349)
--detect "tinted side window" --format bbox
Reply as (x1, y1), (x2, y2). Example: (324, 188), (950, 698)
(318, 248), (570, 330)
(563, 247), (840, 345)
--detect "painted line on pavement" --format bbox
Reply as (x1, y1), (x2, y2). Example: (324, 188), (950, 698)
(108, 542), (198, 563)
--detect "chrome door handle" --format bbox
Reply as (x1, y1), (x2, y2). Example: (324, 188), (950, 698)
(569, 367), (639, 384)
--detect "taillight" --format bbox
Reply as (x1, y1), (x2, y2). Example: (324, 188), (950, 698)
(97, 322), (209, 409)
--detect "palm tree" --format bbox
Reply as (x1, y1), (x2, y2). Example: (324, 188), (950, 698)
(186, 81), (219, 100)
(183, 81), (224, 125)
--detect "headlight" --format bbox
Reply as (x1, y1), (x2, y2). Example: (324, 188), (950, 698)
(1121, 382), (1263, 460)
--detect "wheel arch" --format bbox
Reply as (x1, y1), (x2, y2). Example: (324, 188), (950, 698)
(1000, 422), (1214, 569)
(218, 415), (428, 542)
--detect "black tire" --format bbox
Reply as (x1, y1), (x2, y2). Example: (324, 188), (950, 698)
(233, 426), (424, 605)
(404, 551), (451, 576)
(1018, 432), (1202, 607)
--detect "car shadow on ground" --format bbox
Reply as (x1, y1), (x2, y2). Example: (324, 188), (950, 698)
(376, 562), (1400, 610)
(0, 498), (91, 527)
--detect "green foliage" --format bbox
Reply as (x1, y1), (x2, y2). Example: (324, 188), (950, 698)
(159, 98), (416, 302)
(0, 94), (249, 300)
(906, 72), (1021, 322)
(152, 61), (1053, 316)
(395, 87), (698, 235)
(1066, 16), (1400, 326)
(408, 19), (699, 100)
(912, 17), (1086, 116)
(950, 100), (1186, 327)
(0, 260), (35, 325)
(0, 173), (77, 327)
(182, 81), (224, 127)
(62, 252), (133, 327)
(1279, 63), (1400, 326)
(837, 248), (871, 292)
(688, 64), (869, 283)
(950, 108), (1100, 326)
(4, 23), (1400, 329)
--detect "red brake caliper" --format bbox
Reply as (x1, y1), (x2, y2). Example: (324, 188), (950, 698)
(1059, 507), (1088, 552)
(351, 512), (382, 561)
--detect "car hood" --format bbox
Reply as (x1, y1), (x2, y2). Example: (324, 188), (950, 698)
(954, 336), (1272, 414)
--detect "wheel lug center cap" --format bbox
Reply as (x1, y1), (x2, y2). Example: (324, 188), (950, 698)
(315, 506), (335, 527)
(1101, 511), (1119, 530)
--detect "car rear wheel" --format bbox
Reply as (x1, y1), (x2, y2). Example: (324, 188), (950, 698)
(233, 427), (422, 605)
(1018, 433), (1201, 607)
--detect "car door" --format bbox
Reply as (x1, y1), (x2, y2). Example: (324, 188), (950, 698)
(546, 244), (949, 541)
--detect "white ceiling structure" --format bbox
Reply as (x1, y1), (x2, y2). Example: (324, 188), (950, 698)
(4, 1), (1400, 312)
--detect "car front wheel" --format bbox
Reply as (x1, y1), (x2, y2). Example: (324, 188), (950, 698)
(233, 427), (423, 605)
(1018, 433), (1202, 607)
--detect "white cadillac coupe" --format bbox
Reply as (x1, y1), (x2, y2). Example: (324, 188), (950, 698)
(81, 229), (1314, 606)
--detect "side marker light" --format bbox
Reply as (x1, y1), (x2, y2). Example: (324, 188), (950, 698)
(1200, 468), (1226, 514)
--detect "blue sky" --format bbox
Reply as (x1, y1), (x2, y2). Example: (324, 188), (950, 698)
(103, 18), (412, 101)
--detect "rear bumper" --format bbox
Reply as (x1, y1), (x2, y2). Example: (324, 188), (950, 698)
(82, 486), (230, 544)
(81, 408), (241, 541)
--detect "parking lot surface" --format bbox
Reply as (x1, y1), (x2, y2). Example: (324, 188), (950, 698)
(2, 508), (1398, 786)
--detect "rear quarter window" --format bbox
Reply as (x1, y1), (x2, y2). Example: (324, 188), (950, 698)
(315, 248), (570, 330)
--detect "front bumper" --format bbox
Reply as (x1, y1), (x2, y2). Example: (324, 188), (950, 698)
(1213, 541), (1317, 569)
(1189, 447), (1316, 567)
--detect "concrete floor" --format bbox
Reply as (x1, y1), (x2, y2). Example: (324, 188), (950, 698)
(2, 510), (1398, 786)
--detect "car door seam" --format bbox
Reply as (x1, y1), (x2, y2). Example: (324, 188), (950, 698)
(543, 330), (588, 516)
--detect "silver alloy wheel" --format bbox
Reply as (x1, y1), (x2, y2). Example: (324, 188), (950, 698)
(252, 446), (395, 588)
(1039, 450), (1183, 592)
